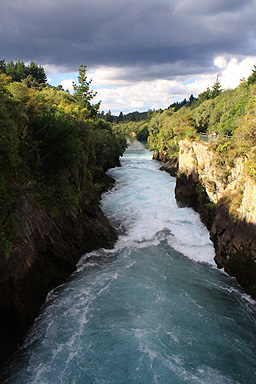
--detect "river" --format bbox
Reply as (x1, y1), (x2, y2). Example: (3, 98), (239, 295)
(1, 139), (256, 384)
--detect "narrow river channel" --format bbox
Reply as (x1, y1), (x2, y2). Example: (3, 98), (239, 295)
(2, 139), (256, 384)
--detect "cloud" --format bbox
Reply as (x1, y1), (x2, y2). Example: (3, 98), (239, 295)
(174, 0), (253, 15)
(217, 56), (256, 89)
(1, 0), (256, 79)
(1, 0), (256, 113)
(93, 56), (256, 114)
(60, 78), (76, 92)
(94, 77), (200, 114)
(214, 57), (228, 70)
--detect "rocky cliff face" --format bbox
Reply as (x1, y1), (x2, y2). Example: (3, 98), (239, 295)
(178, 140), (256, 224)
(0, 197), (117, 367)
(175, 139), (256, 299)
(153, 150), (179, 177)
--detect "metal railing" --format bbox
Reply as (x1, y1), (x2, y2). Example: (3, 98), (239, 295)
(198, 133), (232, 143)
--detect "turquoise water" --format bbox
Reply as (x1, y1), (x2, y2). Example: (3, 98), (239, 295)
(1, 140), (256, 384)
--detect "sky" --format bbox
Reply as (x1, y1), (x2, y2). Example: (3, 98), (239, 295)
(1, 0), (256, 114)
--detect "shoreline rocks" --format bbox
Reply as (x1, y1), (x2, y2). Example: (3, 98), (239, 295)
(159, 158), (179, 177)
(175, 172), (256, 298)
(0, 197), (117, 367)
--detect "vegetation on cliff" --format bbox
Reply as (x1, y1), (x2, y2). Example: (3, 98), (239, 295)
(146, 71), (256, 161)
(113, 67), (256, 167)
(112, 66), (256, 227)
(0, 60), (127, 366)
(0, 60), (127, 258)
(111, 110), (153, 141)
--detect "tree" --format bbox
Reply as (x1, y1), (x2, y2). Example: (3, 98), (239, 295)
(72, 62), (100, 114)
(188, 94), (197, 108)
(15, 61), (28, 81)
(118, 111), (124, 121)
(192, 98), (215, 132)
(37, 65), (47, 84)
(0, 60), (6, 74)
(105, 110), (115, 122)
(5, 60), (27, 82)
(28, 61), (47, 84)
(6, 61), (16, 80)
(27, 112), (79, 173)
(247, 65), (256, 85)
(22, 74), (40, 89)
(0, 74), (20, 173)
(198, 86), (211, 103)
(211, 75), (222, 98)
(5, 60), (47, 84)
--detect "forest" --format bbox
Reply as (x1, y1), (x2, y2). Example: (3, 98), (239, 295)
(114, 66), (256, 181)
(0, 60), (127, 257)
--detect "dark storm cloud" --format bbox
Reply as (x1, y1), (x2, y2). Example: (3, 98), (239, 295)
(1, 0), (256, 79)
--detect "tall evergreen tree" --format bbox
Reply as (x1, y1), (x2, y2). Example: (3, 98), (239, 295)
(15, 61), (28, 81)
(118, 111), (124, 121)
(247, 65), (256, 85)
(211, 75), (222, 98)
(72, 62), (100, 114)
(6, 61), (16, 80)
(0, 59), (6, 74)
(198, 86), (211, 103)
(4, 60), (47, 84)
(28, 61), (47, 84)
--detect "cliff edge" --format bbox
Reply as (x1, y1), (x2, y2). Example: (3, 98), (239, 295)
(0, 197), (117, 367)
(175, 139), (256, 299)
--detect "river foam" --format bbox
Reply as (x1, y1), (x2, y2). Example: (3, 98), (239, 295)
(1, 139), (256, 384)
(102, 139), (215, 265)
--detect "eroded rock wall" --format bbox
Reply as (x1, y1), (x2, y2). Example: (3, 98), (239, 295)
(178, 139), (256, 224)
(175, 139), (256, 299)
(0, 198), (117, 367)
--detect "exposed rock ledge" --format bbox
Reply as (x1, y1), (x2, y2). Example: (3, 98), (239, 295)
(175, 139), (256, 299)
(159, 158), (179, 177)
(0, 198), (117, 367)
(153, 150), (179, 177)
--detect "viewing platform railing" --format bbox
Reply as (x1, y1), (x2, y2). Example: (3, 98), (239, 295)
(198, 133), (232, 143)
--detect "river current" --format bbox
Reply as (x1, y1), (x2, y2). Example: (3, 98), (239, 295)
(2, 140), (256, 384)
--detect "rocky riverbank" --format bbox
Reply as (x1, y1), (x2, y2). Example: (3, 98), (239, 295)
(0, 196), (117, 367)
(168, 139), (256, 299)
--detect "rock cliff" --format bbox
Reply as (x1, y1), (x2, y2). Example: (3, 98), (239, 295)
(175, 139), (256, 299)
(153, 150), (179, 177)
(0, 197), (117, 367)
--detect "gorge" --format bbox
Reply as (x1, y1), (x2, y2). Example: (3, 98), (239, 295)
(1, 59), (256, 382)
(1, 139), (256, 384)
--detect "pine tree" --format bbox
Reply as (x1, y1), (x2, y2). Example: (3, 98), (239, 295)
(247, 65), (256, 85)
(211, 75), (222, 98)
(15, 61), (28, 81)
(0, 59), (6, 74)
(28, 61), (47, 84)
(6, 61), (16, 80)
(198, 86), (211, 103)
(72, 62), (100, 114)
